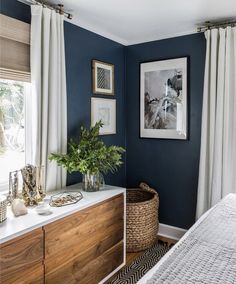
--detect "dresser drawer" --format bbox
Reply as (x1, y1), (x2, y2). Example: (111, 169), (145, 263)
(0, 228), (44, 284)
(44, 194), (124, 283)
(45, 240), (124, 284)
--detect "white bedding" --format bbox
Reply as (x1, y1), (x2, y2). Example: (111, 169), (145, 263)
(138, 194), (236, 284)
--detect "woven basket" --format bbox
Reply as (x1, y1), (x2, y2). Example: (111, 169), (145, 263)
(126, 182), (159, 252)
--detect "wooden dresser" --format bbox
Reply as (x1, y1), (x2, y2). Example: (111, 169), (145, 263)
(0, 185), (126, 284)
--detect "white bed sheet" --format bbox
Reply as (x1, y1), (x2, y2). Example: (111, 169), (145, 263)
(137, 194), (236, 284)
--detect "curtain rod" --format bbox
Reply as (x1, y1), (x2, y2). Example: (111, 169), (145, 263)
(197, 20), (236, 32)
(17, 0), (73, 19)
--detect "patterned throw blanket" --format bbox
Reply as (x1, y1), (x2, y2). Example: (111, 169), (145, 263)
(146, 194), (236, 284)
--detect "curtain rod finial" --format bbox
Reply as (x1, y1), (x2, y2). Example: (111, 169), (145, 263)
(58, 4), (64, 15)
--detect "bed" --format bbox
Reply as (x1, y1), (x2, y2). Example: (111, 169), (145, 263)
(138, 194), (236, 284)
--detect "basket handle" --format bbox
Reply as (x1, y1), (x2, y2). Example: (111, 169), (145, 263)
(139, 182), (157, 195)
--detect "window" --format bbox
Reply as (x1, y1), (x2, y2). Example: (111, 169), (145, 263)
(0, 79), (30, 191)
(0, 14), (30, 191)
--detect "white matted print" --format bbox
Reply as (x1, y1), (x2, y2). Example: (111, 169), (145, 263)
(91, 98), (116, 135)
(92, 60), (114, 95)
(140, 57), (188, 139)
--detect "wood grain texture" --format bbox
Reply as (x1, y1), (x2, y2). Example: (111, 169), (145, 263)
(45, 241), (124, 284)
(44, 194), (124, 258)
(45, 220), (123, 274)
(0, 262), (44, 284)
(0, 228), (44, 284)
(44, 194), (124, 284)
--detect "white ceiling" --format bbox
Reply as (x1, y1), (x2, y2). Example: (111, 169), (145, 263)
(49, 0), (236, 45)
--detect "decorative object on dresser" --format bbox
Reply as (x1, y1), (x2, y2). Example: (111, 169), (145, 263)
(92, 60), (114, 95)
(140, 57), (188, 140)
(21, 164), (45, 206)
(8, 171), (19, 201)
(91, 97), (116, 135)
(7, 165), (45, 206)
(49, 191), (83, 207)
(49, 121), (125, 191)
(35, 203), (51, 215)
(11, 199), (28, 217)
(0, 195), (7, 223)
(126, 182), (159, 252)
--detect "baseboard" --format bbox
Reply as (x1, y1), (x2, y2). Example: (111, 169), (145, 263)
(158, 223), (187, 241)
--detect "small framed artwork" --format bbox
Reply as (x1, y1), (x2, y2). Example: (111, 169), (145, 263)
(140, 57), (188, 140)
(92, 60), (114, 95)
(91, 97), (116, 135)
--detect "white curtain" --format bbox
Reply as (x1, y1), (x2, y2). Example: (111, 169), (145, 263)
(196, 27), (236, 219)
(27, 5), (67, 191)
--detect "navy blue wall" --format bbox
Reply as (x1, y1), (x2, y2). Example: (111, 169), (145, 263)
(1, 0), (207, 228)
(64, 23), (126, 186)
(125, 34), (206, 229)
(0, 0), (31, 23)
(0, 0), (126, 187)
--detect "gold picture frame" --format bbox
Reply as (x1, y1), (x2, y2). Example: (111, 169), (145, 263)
(92, 60), (114, 95)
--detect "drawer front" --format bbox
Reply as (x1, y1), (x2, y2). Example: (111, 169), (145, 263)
(0, 228), (44, 284)
(45, 241), (124, 284)
(44, 194), (124, 283)
(1, 262), (44, 284)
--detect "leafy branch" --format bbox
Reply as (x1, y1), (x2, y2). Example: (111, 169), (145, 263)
(49, 121), (125, 175)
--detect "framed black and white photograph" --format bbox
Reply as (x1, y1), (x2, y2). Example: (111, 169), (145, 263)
(92, 60), (114, 95)
(140, 57), (188, 139)
(91, 97), (116, 135)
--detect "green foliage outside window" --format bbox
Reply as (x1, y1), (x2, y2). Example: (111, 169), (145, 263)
(0, 79), (25, 154)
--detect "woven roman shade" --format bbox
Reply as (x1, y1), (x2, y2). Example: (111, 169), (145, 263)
(0, 14), (30, 82)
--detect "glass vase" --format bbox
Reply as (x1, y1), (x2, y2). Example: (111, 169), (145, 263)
(82, 173), (101, 192)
